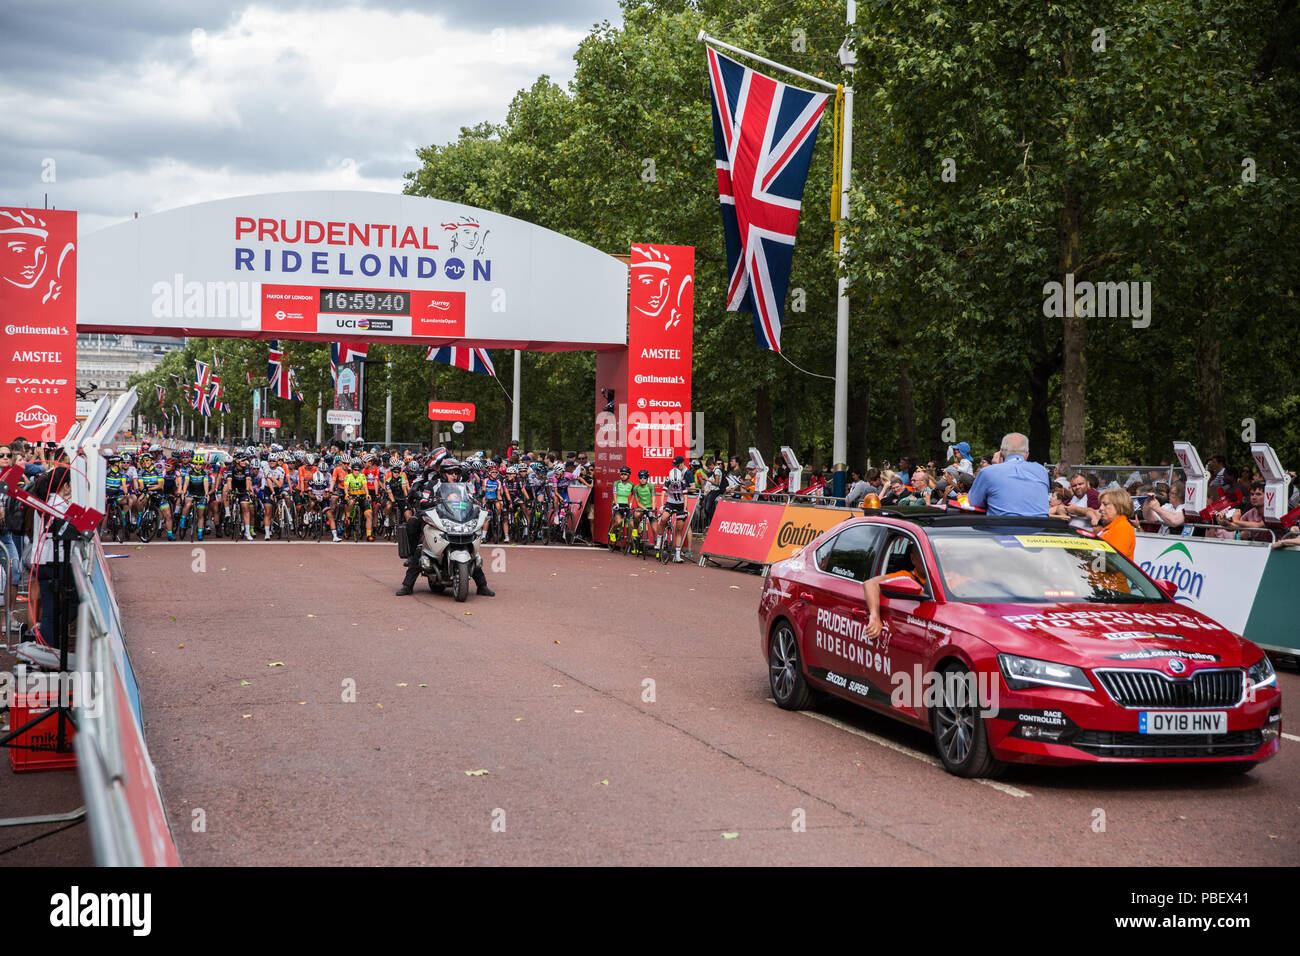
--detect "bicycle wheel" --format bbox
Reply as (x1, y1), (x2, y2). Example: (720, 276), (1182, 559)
(138, 509), (158, 544)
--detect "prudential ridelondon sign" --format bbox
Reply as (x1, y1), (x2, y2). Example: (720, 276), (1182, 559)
(77, 191), (628, 349)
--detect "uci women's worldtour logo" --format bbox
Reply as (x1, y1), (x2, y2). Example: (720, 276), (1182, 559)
(1138, 542), (1203, 603)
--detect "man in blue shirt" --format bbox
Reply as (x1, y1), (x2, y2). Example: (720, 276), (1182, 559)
(966, 433), (1050, 516)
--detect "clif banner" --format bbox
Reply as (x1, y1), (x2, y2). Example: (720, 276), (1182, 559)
(1, 207), (77, 442)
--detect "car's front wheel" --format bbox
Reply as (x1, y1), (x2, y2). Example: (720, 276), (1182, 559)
(929, 662), (1003, 778)
(769, 620), (814, 710)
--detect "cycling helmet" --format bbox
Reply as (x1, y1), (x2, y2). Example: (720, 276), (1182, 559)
(637, 469), (649, 480)
(405, 461), (420, 475)
(673, 455), (685, 466)
(106, 454), (123, 465)
(305, 453), (315, 466)
(364, 453), (377, 464)
(619, 466), (631, 476)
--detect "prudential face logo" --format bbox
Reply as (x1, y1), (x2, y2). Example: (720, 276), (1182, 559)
(1139, 542), (1202, 603)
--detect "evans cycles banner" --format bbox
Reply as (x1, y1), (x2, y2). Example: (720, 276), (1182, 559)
(1, 207), (77, 441)
(78, 191), (627, 349)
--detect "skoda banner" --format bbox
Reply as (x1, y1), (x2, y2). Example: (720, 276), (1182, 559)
(1, 207), (77, 441)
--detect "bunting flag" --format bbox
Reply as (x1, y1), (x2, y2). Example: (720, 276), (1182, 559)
(171, 403), (180, 419)
(706, 46), (828, 352)
(330, 341), (369, 387)
(425, 346), (496, 377)
(156, 384), (165, 407)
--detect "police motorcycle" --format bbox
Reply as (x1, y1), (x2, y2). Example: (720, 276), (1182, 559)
(409, 479), (490, 602)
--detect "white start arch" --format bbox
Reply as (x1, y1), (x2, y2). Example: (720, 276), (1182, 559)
(77, 190), (628, 351)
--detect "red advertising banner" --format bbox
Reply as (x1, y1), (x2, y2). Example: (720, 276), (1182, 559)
(427, 401), (475, 421)
(626, 244), (693, 489)
(700, 499), (784, 563)
(257, 417), (281, 428)
(1, 208), (77, 442)
(592, 348), (629, 546)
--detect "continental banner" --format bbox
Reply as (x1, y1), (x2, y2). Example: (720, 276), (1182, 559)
(1, 207), (77, 441)
(764, 506), (858, 563)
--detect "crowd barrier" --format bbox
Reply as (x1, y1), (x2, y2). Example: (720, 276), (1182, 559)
(70, 534), (180, 866)
(1133, 533), (1300, 656)
(699, 498), (858, 565)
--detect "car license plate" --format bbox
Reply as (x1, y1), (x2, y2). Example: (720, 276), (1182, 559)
(1139, 711), (1227, 734)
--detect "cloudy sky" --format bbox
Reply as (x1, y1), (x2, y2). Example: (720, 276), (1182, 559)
(0, 0), (624, 235)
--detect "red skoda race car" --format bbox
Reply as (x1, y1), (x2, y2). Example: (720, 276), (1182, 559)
(759, 512), (1282, 777)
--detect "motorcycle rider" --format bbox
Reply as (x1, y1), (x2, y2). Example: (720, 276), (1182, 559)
(395, 457), (495, 597)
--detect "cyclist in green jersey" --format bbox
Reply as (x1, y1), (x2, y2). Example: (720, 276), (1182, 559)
(630, 468), (655, 546)
(608, 465), (635, 547)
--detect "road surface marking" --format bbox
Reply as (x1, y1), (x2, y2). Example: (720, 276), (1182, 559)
(1282, 732), (1300, 743)
(787, 705), (1031, 798)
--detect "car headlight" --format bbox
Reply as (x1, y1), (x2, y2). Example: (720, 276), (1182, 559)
(998, 653), (1094, 692)
(1246, 655), (1276, 692)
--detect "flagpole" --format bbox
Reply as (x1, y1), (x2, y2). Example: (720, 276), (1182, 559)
(699, 22), (853, 497)
(697, 31), (838, 91)
(832, 2), (856, 499)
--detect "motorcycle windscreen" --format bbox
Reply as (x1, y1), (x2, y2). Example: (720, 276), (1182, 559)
(436, 483), (478, 523)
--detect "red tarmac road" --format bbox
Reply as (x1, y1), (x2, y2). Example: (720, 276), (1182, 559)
(90, 541), (1300, 865)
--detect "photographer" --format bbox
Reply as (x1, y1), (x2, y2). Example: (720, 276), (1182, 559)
(1141, 481), (1187, 535)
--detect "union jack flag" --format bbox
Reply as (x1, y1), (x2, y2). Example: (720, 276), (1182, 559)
(195, 360), (212, 394)
(156, 384), (165, 407)
(288, 367), (304, 403)
(426, 346), (495, 377)
(331, 341), (369, 388)
(706, 47), (828, 352)
(268, 341), (292, 399)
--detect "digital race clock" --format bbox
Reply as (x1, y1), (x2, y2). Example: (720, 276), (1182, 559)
(319, 288), (411, 315)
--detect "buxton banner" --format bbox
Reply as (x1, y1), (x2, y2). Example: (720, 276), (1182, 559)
(1132, 534), (1270, 636)
(1, 207), (77, 441)
(77, 191), (627, 349)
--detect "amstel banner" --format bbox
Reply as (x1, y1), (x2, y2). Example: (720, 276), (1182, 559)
(1, 207), (77, 442)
